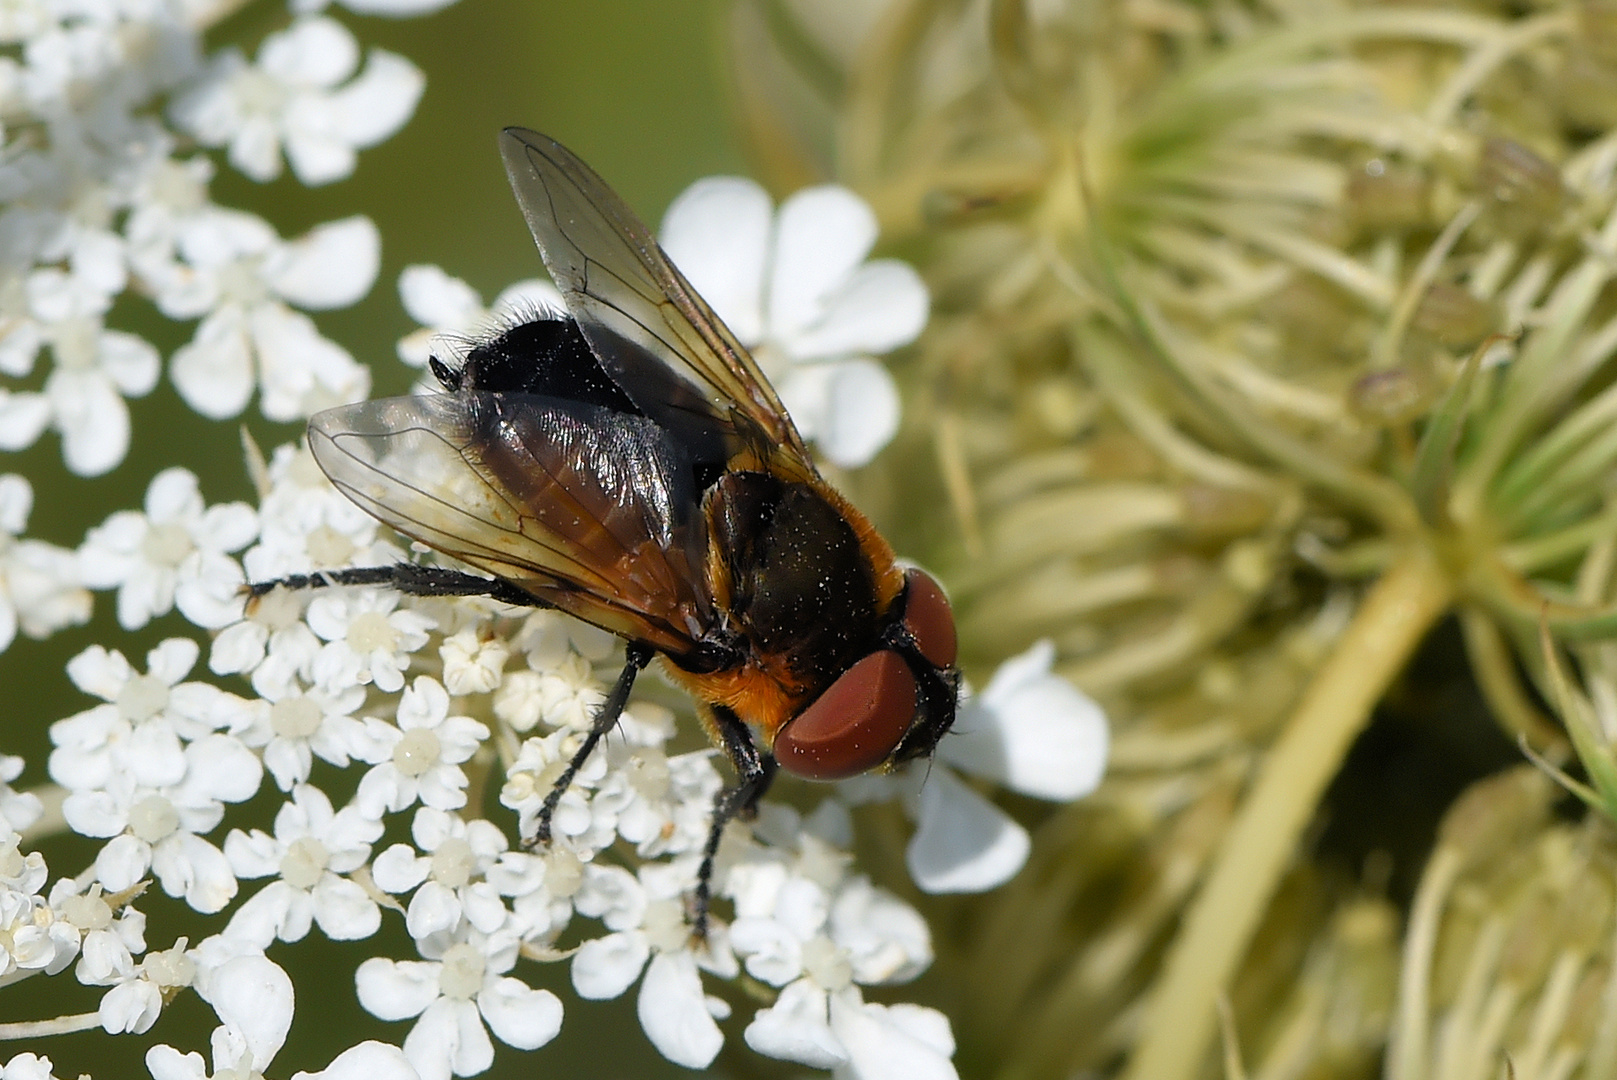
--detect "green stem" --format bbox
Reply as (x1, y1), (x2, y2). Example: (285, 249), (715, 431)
(1121, 551), (1452, 1080)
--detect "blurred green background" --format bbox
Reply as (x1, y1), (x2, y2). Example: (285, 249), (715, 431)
(1, 1), (805, 1076)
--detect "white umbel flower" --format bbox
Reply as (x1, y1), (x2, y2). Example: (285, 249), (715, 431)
(224, 784), (383, 946)
(170, 16), (424, 186)
(78, 468), (258, 631)
(356, 925), (563, 1080)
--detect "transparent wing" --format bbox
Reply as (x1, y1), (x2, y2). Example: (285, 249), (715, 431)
(308, 392), (714, 656)
(498, 127), (816, 478)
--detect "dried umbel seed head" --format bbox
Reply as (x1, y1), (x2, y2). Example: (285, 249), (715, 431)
(1411, 283), (1499, 347)
(1477, 138), (1566, 234)
(1349, 367), (1437, 426)
(1346, 158), (1432, 232)
(1578, 1), (1617, 69)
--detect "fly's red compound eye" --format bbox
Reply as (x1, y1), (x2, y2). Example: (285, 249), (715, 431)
(902, 568), (957, 668)
(773, 650), (918, 780)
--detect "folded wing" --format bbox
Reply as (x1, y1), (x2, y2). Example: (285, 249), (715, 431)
(498, 127), (817, 481)
(308, 391), (715, 656)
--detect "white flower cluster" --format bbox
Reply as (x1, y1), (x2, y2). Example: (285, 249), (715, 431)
(0, 1), (1110, 1079)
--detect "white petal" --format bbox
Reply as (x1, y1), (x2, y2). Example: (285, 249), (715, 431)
(281, 115), (358, 187)
(99, 330), (161, 396)
(49, 369), (128, 476)
(264, 217), (379, 310)
(570, 931), (647, 1000)
(814, 358), (899, 468)
(0, 390), (50, 450)
(830, 994), (958, 1080)
(476, 976), (562, 1050)
(100, 979), (162, 1034)
(398, 265), (481, 329)
(206, 955), (294, 1071)
(905, 768), (1030, 893)
(291, 1041), (420, 1080)
(768, 185), (877, 341)
(404, 998), (490, 1080)
(95, 835), (151, 891)
(251, 305), (366, 422)
(260, 17), (358, 87)
(172, 308), (254, 420)
(743, 979), (846, 1068)
(158, 833), (239, 914)
(319, 49), (423, 147)
(311, 875), (381, 940)
(371, 843), (429, 893)
(145, 1045), (207, 1080)
(658, 176), (771, 344)
(638, 951), (722, 1069)
(940, 640), (1108, 800)
(783, 259), (927, 360)
(405, 881), (461, 940)
(356, 957), (439, 1021)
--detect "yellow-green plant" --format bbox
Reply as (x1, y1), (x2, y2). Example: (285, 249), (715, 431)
(732, 2), (1617, 1077)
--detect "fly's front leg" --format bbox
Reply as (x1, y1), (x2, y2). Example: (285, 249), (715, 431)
(524, 642), (653, 846)
(694, 705), (777, 939)
(246, 564), (544, 608)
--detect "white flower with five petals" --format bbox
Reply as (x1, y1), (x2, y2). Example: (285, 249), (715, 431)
(568, 862), (739, 1069)
(169, 17), (424, 186)
(48, 638), (244, 794)
(224, 784), (383, 947)
(145, 207), (375, 420)
(355, 677), (488, 817)
(371, 806), (509, 944)
(355, 925), (562, 1080)
(659, 178), (928, 467)
(78, 468), (258, 631)
(62, 734), (262, 913)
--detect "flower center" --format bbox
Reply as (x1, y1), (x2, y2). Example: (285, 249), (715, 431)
(60, 887), (112, 931)
(544, 848), (583, 898)
(392, 728), (441, 777)
(251, 586), (303, 630)
(429, 837), (474, 888)
(117, 673), (169, 722)
(49, 317), (98, 371)
(215, 259), (269, 307)
(129, 795), (179, 843)
(801, 936), (852, 991)
(346, 610), (398, 654)
(280, 836), (329, 890)
(437, 942), (485, 1000)
(143, 942), (196, 989)
(270, 696), (322, 739)
(141, 522), (194, 568)
(0, 842), (23, 882)
(627, 750), (669, 800)
(233, 67), (287, 117)
(306, 525), (355, 568)
(642, 899), (688, 953)
(149, 160), (206, 213)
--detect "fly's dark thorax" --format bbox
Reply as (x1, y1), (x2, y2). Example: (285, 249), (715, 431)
(705, 472), (883, 697)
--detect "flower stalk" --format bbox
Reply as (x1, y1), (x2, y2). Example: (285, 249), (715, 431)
(1124, 549), (1452, 1080)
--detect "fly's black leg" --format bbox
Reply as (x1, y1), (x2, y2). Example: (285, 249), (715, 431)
(246, 564), (543, 609)
(694, 705), (778, 939)
(525, 642), (653, 846)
